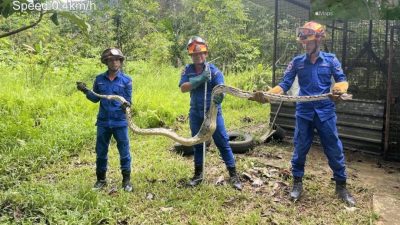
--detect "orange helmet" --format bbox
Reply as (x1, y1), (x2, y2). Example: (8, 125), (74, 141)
(296, 21), (326, 42)
(187, 36), (208, 55)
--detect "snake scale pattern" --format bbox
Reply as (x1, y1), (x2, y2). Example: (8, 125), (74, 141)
(90, 84), (352, 146)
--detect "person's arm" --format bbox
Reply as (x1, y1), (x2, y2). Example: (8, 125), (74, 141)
(126, 79), (132, 104)
(277, 60), (297, 93)
(121, 79), (132, 112)
(179, 66), (190, 93)
(331, 56), (348, 95)
(86, 79), (101, 103)
(179, 65), (210, 93)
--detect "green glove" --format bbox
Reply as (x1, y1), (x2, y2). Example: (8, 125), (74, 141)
(213, 93), (224, 104)
(189, 66), (210, 90)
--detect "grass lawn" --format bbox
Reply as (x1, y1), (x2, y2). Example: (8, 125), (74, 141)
(0, 61), (377, 224)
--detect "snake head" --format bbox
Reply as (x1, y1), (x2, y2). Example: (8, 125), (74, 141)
(328, 93), (353, 101)
(339, 93), (353, 100)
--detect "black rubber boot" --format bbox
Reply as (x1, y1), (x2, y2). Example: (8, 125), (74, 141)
(93, 170), (107, 190)
(336, 180), (356, 206)
(188, 165), (203, 187)
(227, 167), (243, 191)
(290, 176), (303, 201)
(122, 170), (133, 192)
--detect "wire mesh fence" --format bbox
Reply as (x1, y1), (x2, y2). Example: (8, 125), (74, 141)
(269, 0), (400, 160)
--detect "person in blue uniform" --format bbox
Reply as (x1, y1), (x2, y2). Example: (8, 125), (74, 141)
(179, 36), (242, 190)
(250, 22), (355, 206)
(76, 48), (133, 192)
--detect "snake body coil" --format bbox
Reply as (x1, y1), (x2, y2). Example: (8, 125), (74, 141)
(90, 85), (352, 146)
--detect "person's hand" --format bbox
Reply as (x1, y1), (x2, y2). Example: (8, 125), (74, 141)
(248, 91), (269, 103)
(330, 81), (349, 101)
(121, 101), (130, 113)
(332, 81), (349, 95)
(76, 81), (89, 94)
(213, 93), (224, 104)
(189, 65), (210, 90)
(267, 85), (284, 95)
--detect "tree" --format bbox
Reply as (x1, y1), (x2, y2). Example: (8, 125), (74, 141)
(189, 0), (260, 72)
(0, 0), (90, 39)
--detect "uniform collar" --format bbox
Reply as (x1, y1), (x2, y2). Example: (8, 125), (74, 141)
(305, 51), (323, 63)
(104, 70), (122, 80)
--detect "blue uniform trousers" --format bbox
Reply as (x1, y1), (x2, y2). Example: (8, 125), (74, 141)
(189, 110), (235, 167)
(95, 126), (131, 172)
(291, 115), (346, 181)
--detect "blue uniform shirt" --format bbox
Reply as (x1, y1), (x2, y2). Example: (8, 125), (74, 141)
(179, 63), (224, 115)
(86, 70), (132, 127)
(278, 51), (347, 122)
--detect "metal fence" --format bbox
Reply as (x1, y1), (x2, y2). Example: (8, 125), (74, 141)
(385, 25), (400, 160)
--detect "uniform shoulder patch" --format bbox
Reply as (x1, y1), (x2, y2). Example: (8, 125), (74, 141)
(284, 61), (294, 73)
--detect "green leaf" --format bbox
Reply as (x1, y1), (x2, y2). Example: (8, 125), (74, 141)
(57, 11), (91, 36)
(34, 41), (43, 54)
(50, 13), (59, 26)
(0, 0), (16, 18)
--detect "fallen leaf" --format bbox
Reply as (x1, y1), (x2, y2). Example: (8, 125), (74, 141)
(242, 172), (253, 181)
(215, 175), (225, 185)
(269, 169), (279, 173)
(272, 197), (281, 203)
(108, 187), (118, 196)
(271, 181), (288, 196)
(278, 169), (291, 179)
(344, 206), (359, 212)
(13, 207), (22, 221)
(160, 207), (173, 212)
(273, 181), (288, 190)
(252, 178), (264, 187)
(247, 168), (259, 176)
(146, 192), (154, 200)
(223, 197), (236, 207)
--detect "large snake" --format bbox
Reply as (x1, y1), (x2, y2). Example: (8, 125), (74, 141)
(89, 84), (352, 146)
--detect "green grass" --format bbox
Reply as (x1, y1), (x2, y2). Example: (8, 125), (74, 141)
(0, 59), (376, 224)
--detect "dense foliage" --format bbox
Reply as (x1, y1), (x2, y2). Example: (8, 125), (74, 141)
(1, 0), (275, 72)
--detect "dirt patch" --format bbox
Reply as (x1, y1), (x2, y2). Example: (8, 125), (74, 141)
(248, 143), (400, 225)
(346, 151), (400, 225)
(183, 131), (399, 224)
